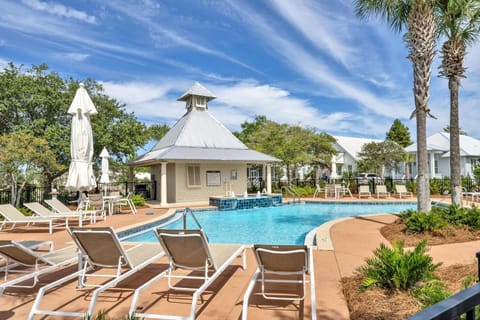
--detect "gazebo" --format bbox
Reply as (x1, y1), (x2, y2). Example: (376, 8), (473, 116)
(130, 82), (280, 206)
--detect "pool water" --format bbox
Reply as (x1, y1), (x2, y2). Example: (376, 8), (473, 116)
(125, 202), (416, 245)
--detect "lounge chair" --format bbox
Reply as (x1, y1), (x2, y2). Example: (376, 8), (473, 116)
(0, 204), (60, 234)
(313, 184), (323, 198)
(0, 240), (53, 274)
(29, 226), (164, 319)
(242, 244), (316, 320)
(358, 185), (371, 198)
(394, 185), (413, 198)
(0, 240), (77, 296)
(44, 198), (96, 224)
(24, 202), (83, 226)
(375, 185), (390, 198)
(129, 228), (246, 320)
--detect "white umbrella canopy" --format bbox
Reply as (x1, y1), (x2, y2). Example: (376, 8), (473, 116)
(99, 147), (110, 195)
(65, 83), (98, 194)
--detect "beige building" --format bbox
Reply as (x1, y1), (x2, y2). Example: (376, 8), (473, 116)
(130, 82), (280, 206)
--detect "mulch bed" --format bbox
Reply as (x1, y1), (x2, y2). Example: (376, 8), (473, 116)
(342, 218), (480, 319)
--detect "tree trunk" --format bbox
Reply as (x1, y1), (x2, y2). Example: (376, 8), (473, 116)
(407, 1), (435, 213)
(449, 77), (462, 205)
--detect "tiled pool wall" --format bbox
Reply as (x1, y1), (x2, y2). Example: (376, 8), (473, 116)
(209, 195), (283, 210)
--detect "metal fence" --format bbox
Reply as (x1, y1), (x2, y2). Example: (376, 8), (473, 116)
(407, 252), (480, 320)
(0, 181), (157, 206)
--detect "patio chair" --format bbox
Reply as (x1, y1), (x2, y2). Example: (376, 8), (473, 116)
(394, 185), (413, 198)
(313, 184), (323, 198)
(115, 191), (137, 214)
(0, 240), (77, 296)
(358, 185), (371, 198)
(242, 244), (316, 320)
(29, 226), (164, 319)
(0, 240), (53, 275)
(44, 198), (96, 224)
(85, 193), (107, 223)
(129, 228), (246, 320)
(0, 204), (60, 234)
(375, 185), (390, 198)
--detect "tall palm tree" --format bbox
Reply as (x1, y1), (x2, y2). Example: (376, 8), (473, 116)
(437, 0), (480, 205)
(355, 0), (436, 211)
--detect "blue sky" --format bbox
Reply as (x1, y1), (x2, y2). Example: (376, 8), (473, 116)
(1, 0), (480, 145)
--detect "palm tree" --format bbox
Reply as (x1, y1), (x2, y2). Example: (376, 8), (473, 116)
(437, 0), (480, 205)
(355, 0), (436, 211)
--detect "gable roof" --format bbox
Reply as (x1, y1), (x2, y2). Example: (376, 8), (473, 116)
(405, 132), (480, 156)
(333, 135), (383, 160)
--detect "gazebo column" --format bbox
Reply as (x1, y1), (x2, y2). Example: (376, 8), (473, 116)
(160, 162), (168, 207)
(266, 163), (272, 194)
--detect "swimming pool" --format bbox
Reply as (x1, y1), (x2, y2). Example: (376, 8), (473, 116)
(123, 202), (416, 245)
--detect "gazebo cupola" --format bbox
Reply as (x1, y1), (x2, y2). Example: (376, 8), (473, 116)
(177, 82), (216, 111)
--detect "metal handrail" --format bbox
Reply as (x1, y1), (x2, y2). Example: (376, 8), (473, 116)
(182, 207), (203, 230)
(282, 186), (301, 203)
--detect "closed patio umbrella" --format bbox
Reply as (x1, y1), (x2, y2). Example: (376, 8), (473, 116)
(99, 147), (110, 196)
(65, 83), (97, 226)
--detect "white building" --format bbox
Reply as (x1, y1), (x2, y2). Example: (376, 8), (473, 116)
(331, 136), (383, 177)
(405, 132), (480, 178)
(130, 82), (280, 206)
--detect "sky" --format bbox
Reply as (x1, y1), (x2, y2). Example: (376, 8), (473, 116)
(1, 0), (480, 149)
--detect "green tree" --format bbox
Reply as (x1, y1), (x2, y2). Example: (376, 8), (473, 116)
(437, 0), (480, 205)
(235, 116), (336, 184)
(358, 140), (406, 178)
(386, 119), (412, 147)
(0, 132), (63, 206)
(0, 63), (155, 189)
(355, 0), (436, 212)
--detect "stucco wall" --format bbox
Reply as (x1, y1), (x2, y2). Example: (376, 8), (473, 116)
(175, 162), (248, 203)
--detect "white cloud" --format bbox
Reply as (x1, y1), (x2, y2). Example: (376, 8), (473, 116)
(65, 52), (90, 61)
(100, 78), (391, 138)
(21, 0), (96, 24)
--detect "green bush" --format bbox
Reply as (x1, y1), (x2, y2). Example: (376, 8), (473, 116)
(411, 280), (451, 308)
(357, 240), (441, 291)
(131, 194), (145, 206)
(405, 211), (446, 233)
(440, 204), (480, 228)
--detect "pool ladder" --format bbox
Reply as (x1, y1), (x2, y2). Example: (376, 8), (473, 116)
(182, 208), (209, 241)
(282, 186), (301, 204)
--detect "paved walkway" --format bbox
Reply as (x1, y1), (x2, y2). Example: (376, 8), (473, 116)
(0, 200), (478, 319)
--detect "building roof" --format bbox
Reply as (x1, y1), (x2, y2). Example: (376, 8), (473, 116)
(405, 132), (480, 157)
(333, 135), (383, 160)
(177, 82), (216, 102)
(131, 83), (280, 165)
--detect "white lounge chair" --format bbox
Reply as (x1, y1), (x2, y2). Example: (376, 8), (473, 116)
(375, 185), (390, 198)
(242, 244), (316, 320)
(24, 202), (83, 227)
(0, 204), (60, 234)
(44, 198), (96, 224)
(116, 191), (137, 214)
(29, 226), (164, 319)
(313, 184), (323, 198)
(394, 185), (413, 198)
(0, 240), (77, 296)
(129, 228), (246, 320)
(358, 185), (371, 198)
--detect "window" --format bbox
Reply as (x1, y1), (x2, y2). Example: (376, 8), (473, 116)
(472, 158), (480, 169)
(187, 165), (200, 187)
(434, 160), (439, 174)
(347, 165), (353, 174)
(206, 171), (221, 186)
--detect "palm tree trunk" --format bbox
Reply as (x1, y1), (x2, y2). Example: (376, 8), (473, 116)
(449, 77), (462, 205)
(407, 1), (435, 212)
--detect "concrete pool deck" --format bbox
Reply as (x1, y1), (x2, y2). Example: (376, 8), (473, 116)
(1, 196), (478, 319)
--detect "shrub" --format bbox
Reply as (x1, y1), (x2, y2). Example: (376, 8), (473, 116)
(131, 194), (145, 206)
(411, 280), (451, 308)
(405, 211), (445, 233)
(440, 204), (480, 228)
(357, 240), (441, 291)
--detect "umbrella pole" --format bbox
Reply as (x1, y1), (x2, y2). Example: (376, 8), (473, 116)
(76, 194), (84, 289)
